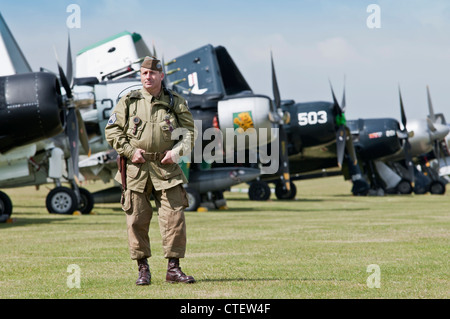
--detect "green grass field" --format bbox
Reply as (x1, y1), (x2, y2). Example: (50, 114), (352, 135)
(0, 176), (449, 299)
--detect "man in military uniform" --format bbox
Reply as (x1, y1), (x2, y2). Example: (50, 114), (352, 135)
(105, 56), (195, 285)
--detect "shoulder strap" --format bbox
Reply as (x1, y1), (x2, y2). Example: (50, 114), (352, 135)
(162, 87), (181, 126)
(163, 87), (175, 110)
(122, 89), (142, 123)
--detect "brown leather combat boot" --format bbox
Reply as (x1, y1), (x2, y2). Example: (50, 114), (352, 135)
(136, 258), (151, 285)
(166, 258), (195, 283)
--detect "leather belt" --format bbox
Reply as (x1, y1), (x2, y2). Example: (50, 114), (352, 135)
(142, 152), (163, 161)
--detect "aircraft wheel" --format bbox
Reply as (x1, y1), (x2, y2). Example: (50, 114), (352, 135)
(78, 187), (94, 214)
(414, 185), (428, 195)
(429, 181), (445, 195)
(351, 180), (370, 196)
(275, 181), (297, 200)
(248, 181), (271, 201)
(184, 186), (201, 211)
(0, 191), (13, 218)
(46, 187), (78, 214)
(396, 179), (413, 194)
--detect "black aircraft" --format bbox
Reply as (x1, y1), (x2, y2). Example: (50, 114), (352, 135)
(348, 87), (449, 195)
(0, 12), (93, 219)
(163, 44), (366, 200)
(164, 44), (450, 199)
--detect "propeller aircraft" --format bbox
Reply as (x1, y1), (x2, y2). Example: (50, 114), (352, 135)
(1, 10), (447, 222)
(164, 43), (449, 199)
(69, 31), (262, 211)
(163, 43), (367, 201)
(348, 86), (449, 195)
(0, 12), (94, 220)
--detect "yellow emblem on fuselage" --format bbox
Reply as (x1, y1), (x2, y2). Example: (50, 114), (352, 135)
(233, 111), (254, 133)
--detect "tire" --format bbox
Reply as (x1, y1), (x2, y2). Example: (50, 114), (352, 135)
(396, 179), (413, 194)
(275, 181), (297, 200)
(429, 181), (445, 195)
(46, 186), (78, 214)
(78, 187), (94, 214)
(248, 181), (271, 201)
(351, 180), (370, 196)
(414, 185), (428, 195)
(184, 186), (201, 211)
(0, 191), (13, 217)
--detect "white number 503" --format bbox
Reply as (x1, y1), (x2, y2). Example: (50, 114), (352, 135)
(298, 111), (327, 126)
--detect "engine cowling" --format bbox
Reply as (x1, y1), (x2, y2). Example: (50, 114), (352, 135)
(285, 101), (337, 149)
(0, 72), (64, 153)
(217, 95), (277, 151)
(347, 118), (403, 160)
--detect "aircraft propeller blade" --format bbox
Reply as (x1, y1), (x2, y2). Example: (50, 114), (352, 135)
(339, 79), (357, 165)
(271, 52), (291, 194)
(425, 86), (448, 163)
(66, 107), (80, 178)
(329, 80), (342, 117)
(403, 137), (415, 187)
(427, 117), (437, 132)
(152, 41), (158, 58)
(271, 51), (281, 111)
(336, 125), (346, 168)
(54, 46), (72, 99)
(341, 76), (346, 113)
(398, 87), (415, 187)
(426, 85), (436, 123)
(54, 37), (91, 181)
(66, 35), (90, 157)
(66, 33), (73, 88)
(76, 108), (91, 156)
(399, 86), (407, 131)
(329, 80), (356, 167)
(434, 140), (441, 163)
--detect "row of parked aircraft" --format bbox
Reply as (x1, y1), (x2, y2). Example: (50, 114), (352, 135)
(0, 12), (449, 221)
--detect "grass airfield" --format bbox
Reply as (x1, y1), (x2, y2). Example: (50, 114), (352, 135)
(0, 176), (449, 299)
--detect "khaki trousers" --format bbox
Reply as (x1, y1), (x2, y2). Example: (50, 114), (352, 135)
(123, 179), (189, 260)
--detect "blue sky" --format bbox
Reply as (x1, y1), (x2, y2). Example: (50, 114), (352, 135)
(1, 0), (450, 122)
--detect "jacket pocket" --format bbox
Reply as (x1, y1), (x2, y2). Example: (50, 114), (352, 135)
(159, 120), (173, 142)
(126, 163), (141, 178)
(126, 116), (146, 140)
(155, 162), (183, 180)
(121, 189), (132, 213)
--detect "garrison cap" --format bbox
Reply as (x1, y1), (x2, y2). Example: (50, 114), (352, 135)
(141, 56), (163, 72)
